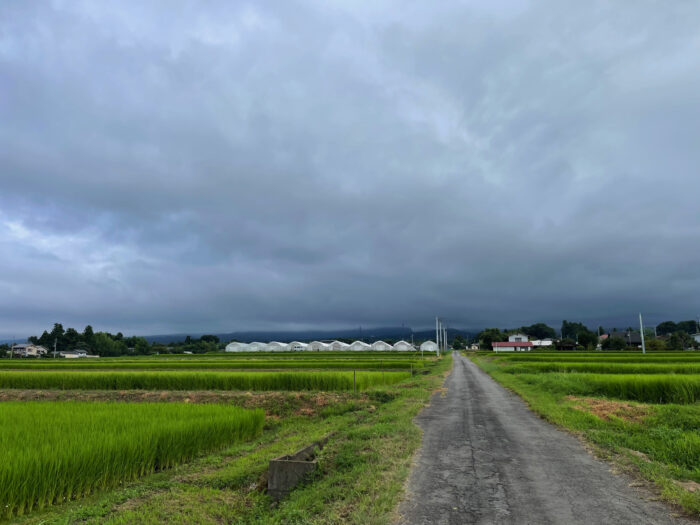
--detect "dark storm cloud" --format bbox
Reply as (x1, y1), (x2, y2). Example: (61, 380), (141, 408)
(1, 0), (699, 337)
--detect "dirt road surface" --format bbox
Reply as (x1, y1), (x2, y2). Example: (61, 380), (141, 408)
(397, 352), (693, 525)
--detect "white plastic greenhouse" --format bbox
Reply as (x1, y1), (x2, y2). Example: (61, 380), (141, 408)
(225, 342), (249, 352)
(348, 341), (371, 351)
(393, 340), (415, 351)
(420, 340), (438, 352)
(371, 340), (393, 351)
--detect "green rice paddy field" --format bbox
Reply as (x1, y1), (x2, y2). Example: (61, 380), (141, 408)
(470, 351), (700, 515)
(0, 350), (443, 523)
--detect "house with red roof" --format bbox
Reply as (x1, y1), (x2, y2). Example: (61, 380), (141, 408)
(492, 333), (534, 352)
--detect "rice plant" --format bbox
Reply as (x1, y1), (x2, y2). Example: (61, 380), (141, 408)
(516, 373), (700, 404)
(0, 370), (411, 391)
(0, 401), (264, 519)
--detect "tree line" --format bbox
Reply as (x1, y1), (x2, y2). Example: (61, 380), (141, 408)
(1, 324), (224, 357)
(475, 319), (699, 351)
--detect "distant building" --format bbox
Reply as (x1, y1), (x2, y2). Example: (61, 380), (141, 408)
(371, 340), (393, 351)
(265, 342), (287, 352)
(11, 344), (48, 357)
(348, 341), (371, 351)
(393, 340), (415, 351)
(692, 333), (700, 344)
(247, 342), (267, 352)
(420, 340), (438, 352)
(327, 340), (350, 351)
(492, 341), (533, 352)
(307, 341), (330, 351)
(59, 349), (93, 358)
(287, 341), (308, 351)
(531, 339), (553, 347)
(470, 343), (480, 350)
(225, 342), (249, 352)
(508, 333), (529, 343)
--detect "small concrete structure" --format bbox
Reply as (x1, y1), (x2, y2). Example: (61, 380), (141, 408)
(268, 436), (330, 501)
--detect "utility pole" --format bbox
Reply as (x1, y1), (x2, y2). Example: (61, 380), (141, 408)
(435, 317), (439, 353)
(639, 313), (646, 354)
(436, 318), (440, 357)
(53, 337), (57, 359)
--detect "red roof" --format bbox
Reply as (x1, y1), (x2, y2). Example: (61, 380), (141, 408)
(492, 341), (533, 347)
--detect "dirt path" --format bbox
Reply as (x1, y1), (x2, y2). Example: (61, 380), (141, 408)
(396, 352), (693, 525)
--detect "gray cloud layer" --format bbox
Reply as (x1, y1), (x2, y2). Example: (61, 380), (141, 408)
(1, 1), (699, 336)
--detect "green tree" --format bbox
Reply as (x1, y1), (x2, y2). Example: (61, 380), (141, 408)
(520, 323), (556, 340)
(134, 338), (150, 355)
(577, 331), (598, 349)
(478, 328), (505, 350)
(200, 335), (220, 344)
(83, 325), (95, 350)
(667, 331), (692, 350)
(602, 336), (627, 350)
(92, 332), (127, 357)
(63, 328), (81, 350)
(677, 321), (698, 334)
(656, 321), (677, 336)
(50, 323), (65, 352)
(646, 339), (666, 351)
(453, 334), (466, 350)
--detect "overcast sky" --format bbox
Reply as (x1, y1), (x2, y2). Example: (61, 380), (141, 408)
(1, 1), (699, 337)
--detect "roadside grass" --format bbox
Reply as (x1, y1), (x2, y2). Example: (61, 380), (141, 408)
(470, 353), (700, 517)
(11, 355), (451, 524)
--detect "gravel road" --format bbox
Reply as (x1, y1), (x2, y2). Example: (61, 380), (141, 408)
(396, 352), (693, 525)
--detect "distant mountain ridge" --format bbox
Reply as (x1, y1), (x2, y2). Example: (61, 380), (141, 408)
(144, 327), (476, 345)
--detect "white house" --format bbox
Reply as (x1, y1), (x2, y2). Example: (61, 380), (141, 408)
(693, 333), (700, 344)
(11, 344), (49, 357)
(420, 340), (438, 352)
(327, 340), (350, 351)
(393, 340), (415, 351)
(508, 333), (529, 343)
(247, 342), (267, 352)
(348, 341), (371, 351)
(531, 339), (553, 347)
(287, 341), (308, 351)
(265, 341), (287, 352)
(225, 342), (249, 352)
(492, 341), (533, 352)
(307, 341), (330, 351)
(371, 340), (393, 351)
(470, 343), (480, 350)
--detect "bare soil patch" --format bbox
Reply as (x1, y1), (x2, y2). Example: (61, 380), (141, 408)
(566, 396), (650, 424)
(0, 389), (357, 417)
